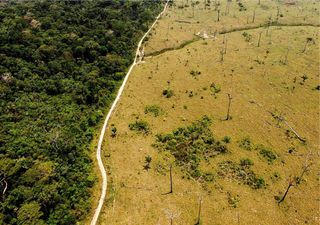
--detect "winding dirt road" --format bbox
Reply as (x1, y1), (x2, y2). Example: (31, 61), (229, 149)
(90, 2), (169, 225)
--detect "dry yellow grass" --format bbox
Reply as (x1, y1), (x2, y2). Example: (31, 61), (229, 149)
(97, 1), (319, 225)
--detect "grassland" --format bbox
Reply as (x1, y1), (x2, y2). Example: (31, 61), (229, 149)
(98, 1), (319, 224)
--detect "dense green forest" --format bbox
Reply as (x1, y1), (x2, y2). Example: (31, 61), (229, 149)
(0, 1), (162, 224)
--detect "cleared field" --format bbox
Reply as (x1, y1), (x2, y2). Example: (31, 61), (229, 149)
(98, 1), (319, 225)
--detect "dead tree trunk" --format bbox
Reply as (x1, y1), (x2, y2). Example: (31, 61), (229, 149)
(217, 9), (220, 21)
(169, 165), (173, 193)
(195, 198), (202, 225)
(252, 10), (256, 23)
(226, 93), (232, 120)
(278, 180), (294, 204)
(257, 32), (262, 47)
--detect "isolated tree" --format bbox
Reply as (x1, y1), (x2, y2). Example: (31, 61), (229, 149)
(217, 9), (220, 21)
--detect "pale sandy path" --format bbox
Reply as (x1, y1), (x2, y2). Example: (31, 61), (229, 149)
(90, 2), (169, 225)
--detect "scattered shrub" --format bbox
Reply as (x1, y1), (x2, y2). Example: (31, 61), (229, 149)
(111, 126), (117, 137)
(238, 136), (252, 150)
(218, 160), (265, 189)
(145, 105), (164, 117)
(129, 120), (150, 134)
(257, 145), (277, 163)
(210, 83), (221, 95)
(162, 89), (174, 98)
(144, 155), (152, 170)
(227, 192), (240, 208)
(222, 136), (231, 143)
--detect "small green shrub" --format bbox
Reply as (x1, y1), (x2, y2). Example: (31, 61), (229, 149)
(111, 127), (117, 137)
(256, 145), (277, 163)
(222, 136), (231, 143)
(162, 89), (174, 98)
(129, 120), (150, 134)
(210, 83), (221, 95)
(145, 105), (164, 117)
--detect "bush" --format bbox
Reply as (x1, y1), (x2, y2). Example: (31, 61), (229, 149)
(162, 89), (174, 98)
(257, 145), (277, 163)
(222, 136), (231, 143)
(129, 120), (150, 134)
(238, 136), (252, 150)
(145, 105), (164, 117)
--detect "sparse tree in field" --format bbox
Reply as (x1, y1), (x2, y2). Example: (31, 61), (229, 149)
(217, 9), (220, 21)
(276, 6), (280, 21)
(278, 153), (312, 204)
(226, 93), (232, 120)
(169, 164), (173, 193)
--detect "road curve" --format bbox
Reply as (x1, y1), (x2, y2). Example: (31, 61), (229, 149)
(90, 2), (170, 225)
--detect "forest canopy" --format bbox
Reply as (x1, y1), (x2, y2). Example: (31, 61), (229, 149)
(0, 0), (162, 224)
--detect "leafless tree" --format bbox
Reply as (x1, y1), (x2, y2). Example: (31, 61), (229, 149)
(226, 93), (232, 120)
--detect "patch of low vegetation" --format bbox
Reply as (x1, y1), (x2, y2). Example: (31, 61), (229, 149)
(145, 105), (164, 117)
(162, 88), (174, 98)
(218, 160), (265, 189)
(210, 82), (221, 95)
(238, 136), (253, 150)
(256, 145), (277, 163)
(242, 32), (252, 42)
(129, 120), (150, 134)
(153, 116), (227, 180)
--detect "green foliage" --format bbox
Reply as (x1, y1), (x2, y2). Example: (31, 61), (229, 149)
(222, 136), (231, 143)
(145, 105), (164, 117)
(162, 88), (174, 98)
(0, 1), (162, 224)
(256, 145), (277, 163)
(218, 160), (265, 189)
(129, 120), (150, 134)
(154, 116), (227, 180)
